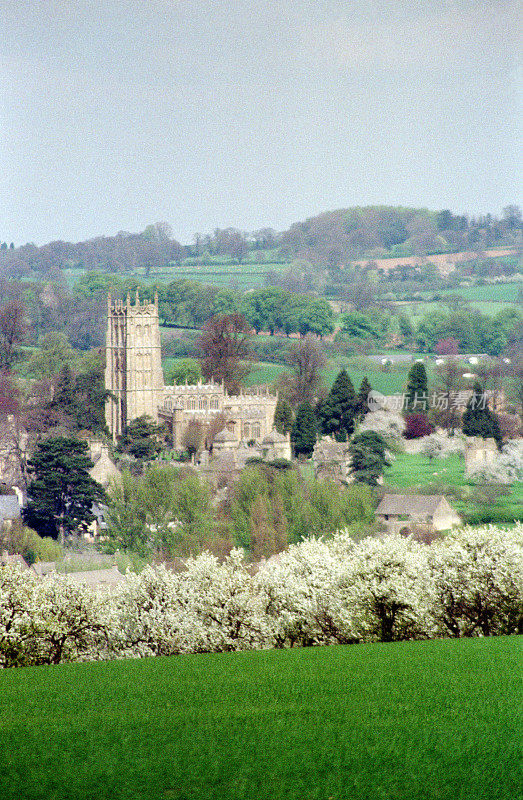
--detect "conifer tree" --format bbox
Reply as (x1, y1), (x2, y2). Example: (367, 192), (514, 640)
(349, 431), (390, 486)
(317, 369), (357, 441)
(462, 382), (502, 447)
(273, 396), (293, 435)
(405, 362), (428, 413)
(291, 402), (317, 458)
(23, 437), (106, 542)
(356, 376), (372, 418)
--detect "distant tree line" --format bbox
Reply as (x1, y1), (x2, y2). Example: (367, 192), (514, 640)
(3, 206), (520, 279)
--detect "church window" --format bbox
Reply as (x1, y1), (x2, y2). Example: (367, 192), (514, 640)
(252, 424), (261, 439)
(199, 398), (207, 411)
(244, 424), (250, 439)
(189, 397), (197, 411)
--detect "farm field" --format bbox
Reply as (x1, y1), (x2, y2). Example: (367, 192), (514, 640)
(384, 452), (523, 524)
(445, 282), (522, 303)
(60, 256), (289, 292)
(161, 355), (416, 394)
(0, 637), (519, 800)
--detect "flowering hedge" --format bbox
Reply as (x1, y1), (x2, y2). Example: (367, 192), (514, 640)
(1, 524), (522, 668)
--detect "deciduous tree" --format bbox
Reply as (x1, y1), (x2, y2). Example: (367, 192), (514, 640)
(0, 300), (26, 371)
(282, 335), (326, 405)
(197, 314), (252, 394)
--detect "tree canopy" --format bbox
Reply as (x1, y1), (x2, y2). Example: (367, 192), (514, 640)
(23, 437), (105, 541)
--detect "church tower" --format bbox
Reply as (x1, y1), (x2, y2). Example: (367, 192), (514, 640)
(105, 292), (165, 440)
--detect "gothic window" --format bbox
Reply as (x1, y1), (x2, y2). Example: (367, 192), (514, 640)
(252, 424), (261, 439)
(199, 398), (207, 411)
(244, 424), (250, 439)
(135, 324), (142, 342)
(189, 397), (197, 411)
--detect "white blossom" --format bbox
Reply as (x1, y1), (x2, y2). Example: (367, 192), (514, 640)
(1, 522), (522, 668)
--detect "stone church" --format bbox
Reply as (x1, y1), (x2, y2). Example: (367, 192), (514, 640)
(105, 293), (279, 448)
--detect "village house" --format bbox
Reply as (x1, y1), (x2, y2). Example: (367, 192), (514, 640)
(376, 494), (461, 534)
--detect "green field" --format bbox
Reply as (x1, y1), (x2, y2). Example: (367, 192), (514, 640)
(384, 452), (523, 523)
(0, 637), (520, 800)
(161, 355), (414, 393)
(443, 282), (522, 303)
(60, 255), (289, 292)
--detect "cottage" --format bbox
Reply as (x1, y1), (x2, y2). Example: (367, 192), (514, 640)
(376, 494), (461, 533)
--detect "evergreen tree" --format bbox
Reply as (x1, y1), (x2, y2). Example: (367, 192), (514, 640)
(462, 382), (502, 447)
(356, 376), (372, 418)
(273, 396), (294, 435)
(317, 369), (357, 441)
(117, 415), (163, 460)
(349, 431), (390, 486)
(23, 437), (106, 541)
(291, 402), (317, 458)
(405, 362), (428, 412)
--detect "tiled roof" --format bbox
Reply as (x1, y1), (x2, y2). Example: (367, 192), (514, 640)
(376, 494), (447, 516)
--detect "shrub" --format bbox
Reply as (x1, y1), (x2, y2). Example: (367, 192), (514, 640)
(404, 413), (434, 439)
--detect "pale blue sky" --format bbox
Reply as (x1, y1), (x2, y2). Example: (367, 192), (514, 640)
(1, 0), (520, 245)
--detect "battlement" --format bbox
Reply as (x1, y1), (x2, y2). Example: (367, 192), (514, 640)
(107, 290), (158, 315)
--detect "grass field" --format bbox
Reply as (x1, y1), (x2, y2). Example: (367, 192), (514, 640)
(443, 282), (522, 303)
(0, 637), (520, 800)
(384, 452), (523, 523)
(161, 355), (414, 393)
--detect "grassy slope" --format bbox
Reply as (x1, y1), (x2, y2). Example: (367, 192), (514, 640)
(0, 638), (520, 800)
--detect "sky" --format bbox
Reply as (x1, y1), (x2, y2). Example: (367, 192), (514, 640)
(1, 0), (520, 246)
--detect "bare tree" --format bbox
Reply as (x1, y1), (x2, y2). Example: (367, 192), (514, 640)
(197, 314), (252, 394)
(434, 360), (463, 432)
(282, 334), (326, 405)
(0, 372), (20, 419)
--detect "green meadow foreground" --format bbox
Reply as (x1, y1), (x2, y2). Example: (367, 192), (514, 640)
(1, 638), (521, 800)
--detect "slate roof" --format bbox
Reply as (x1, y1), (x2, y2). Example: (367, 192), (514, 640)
(376, 494), (448, 516)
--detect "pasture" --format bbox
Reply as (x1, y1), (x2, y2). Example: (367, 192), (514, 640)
(0, 637), (519, 800)
(384, 452), (523, 524)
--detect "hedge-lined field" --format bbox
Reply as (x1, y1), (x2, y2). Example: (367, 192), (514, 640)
(0, 637), (519, 800)
(384, 452), (523, 524)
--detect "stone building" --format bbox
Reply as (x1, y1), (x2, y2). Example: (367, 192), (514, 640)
(105, 293), (279, 448)
(376, 494), (461, 533)
(464, 436), (498, 477)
